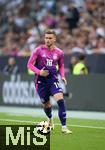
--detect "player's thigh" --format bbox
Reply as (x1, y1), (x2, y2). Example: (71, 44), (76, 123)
(53, 92), (63, 101)
(50, 80), (63, 101)
(36, 83), (50, 103)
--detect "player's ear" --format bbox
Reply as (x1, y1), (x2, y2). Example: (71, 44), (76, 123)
(54, 36), (56, 42)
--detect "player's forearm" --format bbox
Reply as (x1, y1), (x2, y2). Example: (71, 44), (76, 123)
(27, 62), (40, 75)
(59, 65), (65, 78)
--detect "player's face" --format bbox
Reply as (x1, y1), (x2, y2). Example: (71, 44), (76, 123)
(44, 34), (56, 47)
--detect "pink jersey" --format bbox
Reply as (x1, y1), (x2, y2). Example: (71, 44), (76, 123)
(27, 45), (65, 78)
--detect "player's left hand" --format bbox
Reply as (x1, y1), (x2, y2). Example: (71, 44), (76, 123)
(61, 77), (67, 85)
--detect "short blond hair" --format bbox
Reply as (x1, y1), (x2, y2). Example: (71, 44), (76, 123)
(44, 29), (56, 36)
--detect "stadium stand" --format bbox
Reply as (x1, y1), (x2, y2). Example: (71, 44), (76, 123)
(0, 0), (105, 73)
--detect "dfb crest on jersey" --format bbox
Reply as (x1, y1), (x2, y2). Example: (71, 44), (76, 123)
(42, 54), (46, 57)
(53, 54), (57, 60)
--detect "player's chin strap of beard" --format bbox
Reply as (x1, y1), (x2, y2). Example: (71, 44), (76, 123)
(47, 43), (53, 49)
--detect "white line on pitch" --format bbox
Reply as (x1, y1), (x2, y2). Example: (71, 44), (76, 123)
(0, 119), (105, 130)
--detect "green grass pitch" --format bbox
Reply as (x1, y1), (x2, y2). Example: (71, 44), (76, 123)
(0, 112), (105, 150)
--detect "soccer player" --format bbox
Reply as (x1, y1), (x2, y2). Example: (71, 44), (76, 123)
(27, 29), (72, 134)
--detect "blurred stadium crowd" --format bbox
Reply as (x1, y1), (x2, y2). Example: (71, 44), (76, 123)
(0, 0), (105, 56)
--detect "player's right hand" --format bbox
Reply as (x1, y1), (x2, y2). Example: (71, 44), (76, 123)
(40, 69), (49, 77)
